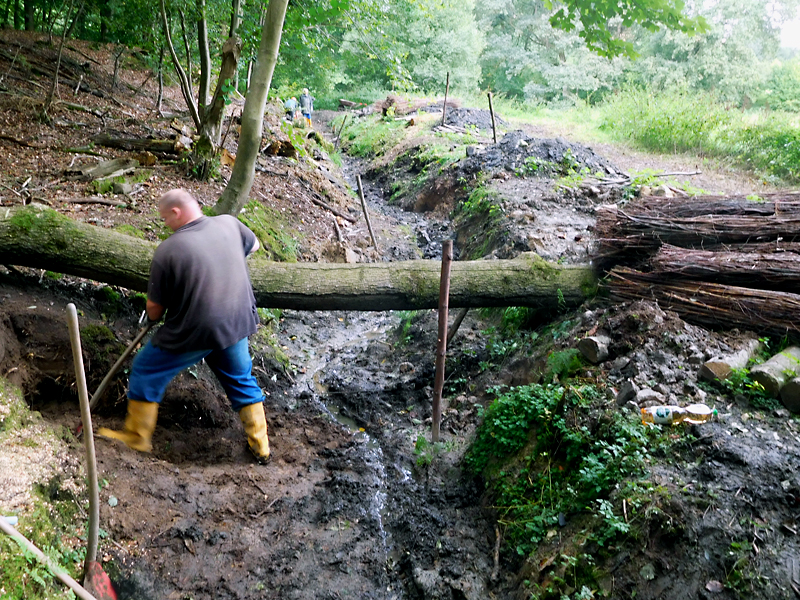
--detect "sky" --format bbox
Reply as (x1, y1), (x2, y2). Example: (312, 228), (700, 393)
(782, 18), (800, 48)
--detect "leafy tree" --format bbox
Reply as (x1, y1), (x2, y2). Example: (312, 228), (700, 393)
(624, 0), (799, 105)
(478, 0), (623, 103)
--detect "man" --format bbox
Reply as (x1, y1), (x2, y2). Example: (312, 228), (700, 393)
(97, 189), (271, 464)
(299, 88), (314, 128)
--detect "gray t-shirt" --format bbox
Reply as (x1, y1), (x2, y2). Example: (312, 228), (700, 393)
(148, 215), (258, 352)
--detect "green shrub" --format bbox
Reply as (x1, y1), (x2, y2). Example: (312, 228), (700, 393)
(599, 87), (800, 182)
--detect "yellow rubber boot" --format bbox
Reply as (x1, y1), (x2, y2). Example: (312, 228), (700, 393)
(97, 399), (158, 452)
(239, 402), (271, 464)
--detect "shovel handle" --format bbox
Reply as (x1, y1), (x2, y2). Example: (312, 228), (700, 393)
(66, 304), (101, 568)
(88, 321), (155, 411)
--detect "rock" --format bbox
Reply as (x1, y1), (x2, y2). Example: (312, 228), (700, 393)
(465, 146), (476, 157)
(578, 335), (611, 364)
(636, 388), (665, 405)
(112, 182), (132, 195)
(651, 185), (674, 198)
(616, 380), (638, 405)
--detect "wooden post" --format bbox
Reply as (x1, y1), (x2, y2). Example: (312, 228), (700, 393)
(432, 240), (453, 443)
(356, 175), (379, 251)
(441, 72), (450, 126)
(488, 92), (497, 144)
(334, 114), (348, 150)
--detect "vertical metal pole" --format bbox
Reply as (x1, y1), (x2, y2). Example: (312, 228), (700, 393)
(432, 240), (453, 443)
(356, 174), (379, 251)
(441, 72), (450, 127)
(488, 92), (497, 144)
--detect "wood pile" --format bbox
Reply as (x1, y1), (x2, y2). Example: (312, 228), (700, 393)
(598, 193), (800, 407)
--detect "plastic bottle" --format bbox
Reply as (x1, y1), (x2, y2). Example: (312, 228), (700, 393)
(641, 403), (715, 425)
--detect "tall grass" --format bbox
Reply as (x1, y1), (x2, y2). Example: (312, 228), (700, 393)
(598, 88), (800, 183)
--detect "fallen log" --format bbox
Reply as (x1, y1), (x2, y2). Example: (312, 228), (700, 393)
(750, 347), (800, 397)
(577, 335), (610, 364)
(91, 133), (182, 154)
(607, 267), (800, 339)
(779, 377), (800, 413)
(651, 244), (800, 291)
(0, 205), (597, 312)
(65, 158), (139, 180)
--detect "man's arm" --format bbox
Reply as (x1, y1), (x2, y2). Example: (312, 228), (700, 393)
(146, 299), (165, 322)
(247, 238), (260, 256)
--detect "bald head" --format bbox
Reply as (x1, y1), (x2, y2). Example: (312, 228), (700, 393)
(159, 189), (204, 231)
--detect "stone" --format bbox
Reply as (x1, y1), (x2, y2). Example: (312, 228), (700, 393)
(636, 388), (665, 405)
(112, 182), (132, 195)
(616, 380), (638, 405)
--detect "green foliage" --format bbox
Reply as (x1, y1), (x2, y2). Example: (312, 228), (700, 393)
(340, 115), (408, 158)
(237, 201), (299, 262)
(413, 435), (456, 467)
(546, 348), (582, 380)
(757, 60), (800, 112)
(466, 382), (655, 559)
(395, 310), (418, 346)
(599, 87), (800, 182)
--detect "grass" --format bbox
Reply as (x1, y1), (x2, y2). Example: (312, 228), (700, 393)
(597, 87), (800, 183)
(238, 200), (299, 262)
(339, 114), (410, 158)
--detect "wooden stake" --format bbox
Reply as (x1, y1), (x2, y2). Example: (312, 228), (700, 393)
(488, 92), (497, 144)
(356, 175), (379, 251)
(432, 240), (453, 443)
(441, 72), (450, 126)
(334, 114), (348, 150)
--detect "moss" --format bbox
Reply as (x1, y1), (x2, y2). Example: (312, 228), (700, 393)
(114, 224), (147, 239)
(9, 206), (85, 253)
(238, 200), (300, 262)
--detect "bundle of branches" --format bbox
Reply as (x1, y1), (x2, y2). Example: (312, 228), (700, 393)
(650, 243), (800, 291)
(607, 267), (800, 339)
(595, 202), (800, 264)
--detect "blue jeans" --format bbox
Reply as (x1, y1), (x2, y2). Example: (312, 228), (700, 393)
(128, 338), (264, 412)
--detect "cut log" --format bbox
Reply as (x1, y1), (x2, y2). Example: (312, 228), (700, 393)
(750, 347), (800, 397)
(65, 158), (140, 181)
(608, 267), (800, 339)
(339, 99), (359, 108)
(698, 338), (761, 382)
(0, 205), (598, 312)
(91, 134), (182, 154)
(595, 194), (800, 263)
(779, 377), (800, 413)
(577, 335), (611, 364)
(651, 244), (800, 291)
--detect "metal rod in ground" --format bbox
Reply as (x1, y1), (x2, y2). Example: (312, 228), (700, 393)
(0, 517), (100, 600)
(356, 174), (379, 251)
(488, 92), (497, 144)
(432, 240), (453, 443)
(447, 307), (469, 345)
(441, 72), (450, 126)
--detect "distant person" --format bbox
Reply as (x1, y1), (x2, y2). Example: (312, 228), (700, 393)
(299, 88), (315, 128)
(284, 96), (298, 121)
(97, 189), (271, 465)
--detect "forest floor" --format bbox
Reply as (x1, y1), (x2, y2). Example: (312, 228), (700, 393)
(1, 29), (799, 600)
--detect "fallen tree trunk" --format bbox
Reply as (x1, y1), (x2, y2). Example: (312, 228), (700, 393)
(0, 205), (597, 311)
(651, 244), (800, 291)
(698, 337), (761, 382)
(91, 134), (183, 154)
(607, 267), (800, 339)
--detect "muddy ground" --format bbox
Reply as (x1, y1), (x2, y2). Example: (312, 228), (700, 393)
(0, 30), (799, 600)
